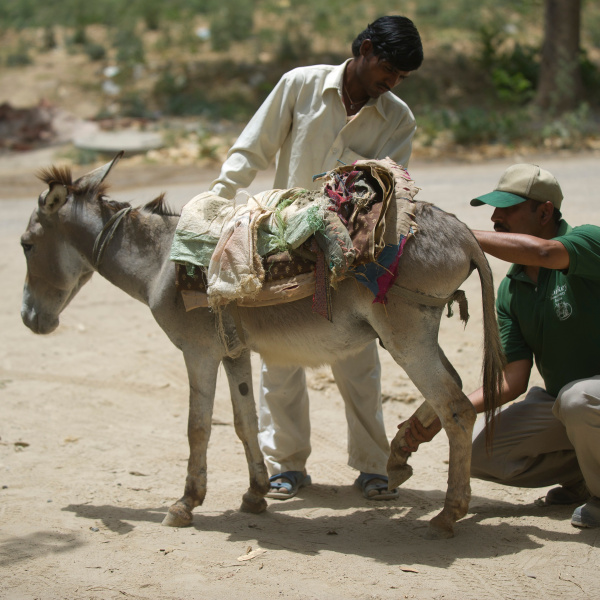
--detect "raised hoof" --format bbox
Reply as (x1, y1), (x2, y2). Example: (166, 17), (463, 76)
(426, 514), (455, 539)
(162, 504), (193, 527)
(386, 464), (414, 490)
(240, 494), (268, 514)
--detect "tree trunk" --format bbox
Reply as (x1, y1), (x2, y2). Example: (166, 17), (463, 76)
(535, 0), (582, 112)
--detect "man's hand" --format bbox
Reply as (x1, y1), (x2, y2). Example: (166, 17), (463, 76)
(399, 416), (442, 453)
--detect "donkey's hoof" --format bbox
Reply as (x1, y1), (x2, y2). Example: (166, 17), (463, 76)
(163, 504), (193, 527)
(240, 494), (268, 514)
(386, 464), (413, 490)
(426, 515), (455, 539)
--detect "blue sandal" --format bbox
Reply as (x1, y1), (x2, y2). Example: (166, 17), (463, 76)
(355, 472), (399, 501)
(267, 471), (312, 500)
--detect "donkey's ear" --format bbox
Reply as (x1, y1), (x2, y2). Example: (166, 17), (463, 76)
(73, 151), (124, 191)
(39, 181), (68, 214)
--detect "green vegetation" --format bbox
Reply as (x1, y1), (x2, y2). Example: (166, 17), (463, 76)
(1, 0), (599, 151)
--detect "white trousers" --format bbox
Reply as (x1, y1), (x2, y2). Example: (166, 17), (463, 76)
(471, 376), (600, 497)
(257, 340), (390, 476)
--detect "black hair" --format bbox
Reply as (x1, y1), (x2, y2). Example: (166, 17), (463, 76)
(553, 208), (563, 225)
(528, 197), (562, 225)
(352, 16), (423, 72)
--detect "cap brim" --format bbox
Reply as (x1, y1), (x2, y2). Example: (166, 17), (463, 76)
(470, 190), (527, 207)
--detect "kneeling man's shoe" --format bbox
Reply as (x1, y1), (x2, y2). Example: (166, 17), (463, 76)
(545, 481), (590, 505)
(571, 497), (600, 529)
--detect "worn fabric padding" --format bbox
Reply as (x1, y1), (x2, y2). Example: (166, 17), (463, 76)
(170, 159), (419, 308)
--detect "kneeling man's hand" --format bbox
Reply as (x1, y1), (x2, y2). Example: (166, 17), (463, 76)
(400, 416), (442, 452)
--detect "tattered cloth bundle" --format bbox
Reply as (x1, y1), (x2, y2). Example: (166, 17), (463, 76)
(169, 158), (420, 317)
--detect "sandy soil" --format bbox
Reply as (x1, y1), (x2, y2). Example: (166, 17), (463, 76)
(1, 148), (599, 600)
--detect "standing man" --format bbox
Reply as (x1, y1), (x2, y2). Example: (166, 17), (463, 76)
(210, 16), (423, 500)
(402, 164), (600, 528)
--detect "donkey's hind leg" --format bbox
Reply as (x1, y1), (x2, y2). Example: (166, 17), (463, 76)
(377, 307), (476, 538)
(402, 372), (475, 538)
(427, 388), (476, 538)
(222, 353), (269, 514)
(388, 347), (462, 488)
(406, 368), (475, 538)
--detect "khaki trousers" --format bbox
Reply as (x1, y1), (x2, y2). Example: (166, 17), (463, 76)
(472, 376), (600, 498)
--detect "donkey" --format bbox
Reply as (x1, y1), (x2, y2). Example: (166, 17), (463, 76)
(20, 153), (504, 538)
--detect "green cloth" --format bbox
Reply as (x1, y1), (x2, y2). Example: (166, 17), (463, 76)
(169, 230), (219, 268)
(255, 191), (326, 256)
(497, 221), (600, 397)
(170, 188), (330, 269)
(169, 192), (237, 268)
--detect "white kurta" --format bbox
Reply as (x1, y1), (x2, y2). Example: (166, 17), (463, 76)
(210, 60), (416, 197)
(210, 60), (417, 479)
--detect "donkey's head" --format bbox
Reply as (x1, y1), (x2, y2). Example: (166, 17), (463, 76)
(20, 153), (122, 334)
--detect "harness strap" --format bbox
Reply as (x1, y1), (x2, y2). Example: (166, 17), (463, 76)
(388, 285), (470, 322)
(388, 284), (457, 307)
(388, 285), (469, 324)
(228, 303), (247, 346)
(92, 207), (132, 269)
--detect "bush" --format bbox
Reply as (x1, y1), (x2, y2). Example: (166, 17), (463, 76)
(70, 26), (87, 45)
(120, 92), (155, 119)
(6, 52), (31, 66)
(84, 42), (106, 61)
(277, 27), (312, 64)
(5, 40), (32, 66)
(114, 26), (145, 67)
(580, 50), (600, 97)
(209, 0), (254, 51)
(42, 26), (57, 50)
(540, 103), (596, 148)
(491, 68), (534, 105)
(415, 108), (453, 147)
(476, 24), (539, 106)
(152, 60), (263, 120)
(450, 106), (530, 146)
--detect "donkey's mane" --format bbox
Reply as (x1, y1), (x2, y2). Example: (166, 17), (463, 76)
(141, 193), (179, 217)
(36, 165), (74, 188)
(37, 165), (179, 217)
(99, 192), (179, 218)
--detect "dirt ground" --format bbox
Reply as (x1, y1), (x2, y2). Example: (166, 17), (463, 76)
(1, 148), (599, 600)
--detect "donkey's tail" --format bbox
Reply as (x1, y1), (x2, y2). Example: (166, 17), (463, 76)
(472, 242), (506, 450)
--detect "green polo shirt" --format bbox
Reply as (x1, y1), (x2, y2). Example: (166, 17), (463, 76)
(497, 221), (600, 397)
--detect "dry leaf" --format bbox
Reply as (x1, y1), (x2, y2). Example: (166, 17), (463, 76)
(237, 548), (267, 562)
(400, 566), (419, 573)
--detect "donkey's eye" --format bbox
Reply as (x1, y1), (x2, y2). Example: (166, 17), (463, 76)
(21, 241), (33, 253)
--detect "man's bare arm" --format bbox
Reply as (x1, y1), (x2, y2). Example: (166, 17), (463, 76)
(467, 358), (532, 413)
(472, 230), (570, 270)
(401, 359), (533, 452)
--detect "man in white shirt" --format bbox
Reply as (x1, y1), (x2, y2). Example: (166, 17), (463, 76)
(210, 16), (423, 501)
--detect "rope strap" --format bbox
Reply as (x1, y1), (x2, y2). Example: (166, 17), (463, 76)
(388, 285), (469, 322)
(92, 207), (132, 269)
(388, 284), (457, 307)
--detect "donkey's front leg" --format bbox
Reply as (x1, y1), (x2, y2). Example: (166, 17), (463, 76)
(163, 353), (219, 527)
(222, 353), (269, 514)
